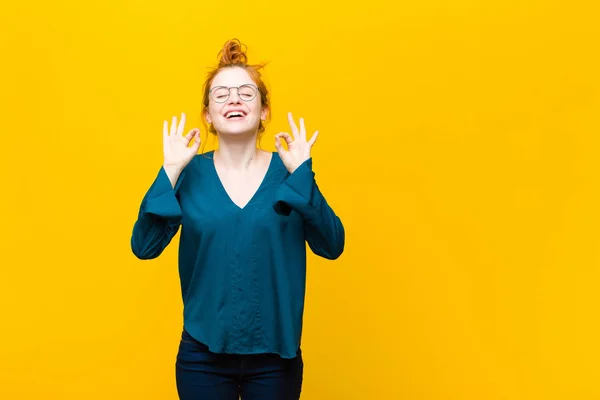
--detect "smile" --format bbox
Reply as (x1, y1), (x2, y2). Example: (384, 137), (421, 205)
(225, 111), (246, 119)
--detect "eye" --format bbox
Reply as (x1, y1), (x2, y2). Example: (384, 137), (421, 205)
(211, 87), (229, 101)
(238, 85), (257, 100)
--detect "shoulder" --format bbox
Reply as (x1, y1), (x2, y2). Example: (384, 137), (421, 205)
(185, 151), (215, 171)
(268, 150), (283, 168)
(175, 151), (214, 188)
(267, 150), (290, 177)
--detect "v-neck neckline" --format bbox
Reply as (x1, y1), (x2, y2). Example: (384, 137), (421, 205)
(209, 150), (276, 211)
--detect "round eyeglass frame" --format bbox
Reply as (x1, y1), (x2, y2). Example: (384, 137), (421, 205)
(209, 84), (259, 103)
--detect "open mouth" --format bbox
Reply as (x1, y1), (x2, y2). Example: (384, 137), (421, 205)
(224, 111), (246, 120)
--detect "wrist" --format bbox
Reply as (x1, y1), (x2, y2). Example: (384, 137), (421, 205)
(163, 164), (182, 175)
(289, 157), (310, 174)
(162, 165), (182, 188)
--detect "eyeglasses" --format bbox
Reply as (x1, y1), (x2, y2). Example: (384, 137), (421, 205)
(209, 84), (258, 103)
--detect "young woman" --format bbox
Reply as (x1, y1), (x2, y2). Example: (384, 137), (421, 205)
(131, 38), (345, 400)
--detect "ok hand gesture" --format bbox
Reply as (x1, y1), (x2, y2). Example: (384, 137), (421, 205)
(275, 112), (319, 174)
(163, 113), (201, 173)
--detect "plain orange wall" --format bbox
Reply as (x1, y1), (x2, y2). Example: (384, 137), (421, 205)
(1, 0), (599, 399)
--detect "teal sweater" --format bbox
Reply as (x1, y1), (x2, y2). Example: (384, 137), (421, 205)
(131, 151), (345, 359)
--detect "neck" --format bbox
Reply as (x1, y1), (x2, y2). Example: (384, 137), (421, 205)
(214, 132), (259, 171)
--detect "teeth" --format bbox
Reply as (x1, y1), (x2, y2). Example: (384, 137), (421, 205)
(226, 112), (244, 118)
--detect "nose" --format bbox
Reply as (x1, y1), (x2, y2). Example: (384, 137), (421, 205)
(227, 88), (242, 104)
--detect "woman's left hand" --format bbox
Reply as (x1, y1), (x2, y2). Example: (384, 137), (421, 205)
(275, 112), (319, 174)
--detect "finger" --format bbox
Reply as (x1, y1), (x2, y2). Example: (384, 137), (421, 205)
(287, 112), (299, 139)
(184, 128), (199, 143)
(177, 112), (186, 136)
(308, 130), (319, 146)
(190, 130), (201, 152)
(299, 117), (306, 140)
(170, 116), (177, 136)
(274, 135), (284, 152)
(276, 132), (293, 147)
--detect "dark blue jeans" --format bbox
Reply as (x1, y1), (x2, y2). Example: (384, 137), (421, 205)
(175, 329), (303, 400)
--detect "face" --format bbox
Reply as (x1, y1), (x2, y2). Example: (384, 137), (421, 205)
(205, 67), (268, 137)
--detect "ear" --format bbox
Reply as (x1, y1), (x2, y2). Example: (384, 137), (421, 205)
(204, 109), (212, 124)
(261, 106), (268, 121)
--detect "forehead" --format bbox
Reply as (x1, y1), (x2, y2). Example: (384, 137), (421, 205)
(211, 67), (254, 88)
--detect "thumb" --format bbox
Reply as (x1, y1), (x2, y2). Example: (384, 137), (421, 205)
(189, 130), (201, 152)
(274, 134), (284, 153)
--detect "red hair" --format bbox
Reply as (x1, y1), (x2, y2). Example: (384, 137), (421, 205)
(201, 39), (271, 144)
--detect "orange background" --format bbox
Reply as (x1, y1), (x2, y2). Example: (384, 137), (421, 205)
(1, 0), (599, 398)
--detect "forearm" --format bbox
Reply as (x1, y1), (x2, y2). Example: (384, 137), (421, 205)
(131, 215), (180, 259)
(131, 166), (185, 259)
(273, 158), (345, 259)
(303, 196), (345, 259)
(163, 165), (183, 189)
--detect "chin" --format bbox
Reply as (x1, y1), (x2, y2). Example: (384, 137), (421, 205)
(217, 127), (259, 138)
(215, 120), (260, 137)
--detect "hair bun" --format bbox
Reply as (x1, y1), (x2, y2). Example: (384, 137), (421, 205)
(217, 38), (248, 67)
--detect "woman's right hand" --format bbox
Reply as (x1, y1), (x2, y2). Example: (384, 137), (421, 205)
(163, 112), (201, 174)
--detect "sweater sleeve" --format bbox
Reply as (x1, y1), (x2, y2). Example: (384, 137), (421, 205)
(272, 158), (345, 260)
(130, 166), (186, 260)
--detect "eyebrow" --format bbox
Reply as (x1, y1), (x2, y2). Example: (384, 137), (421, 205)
(210, 83), (255, 89)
